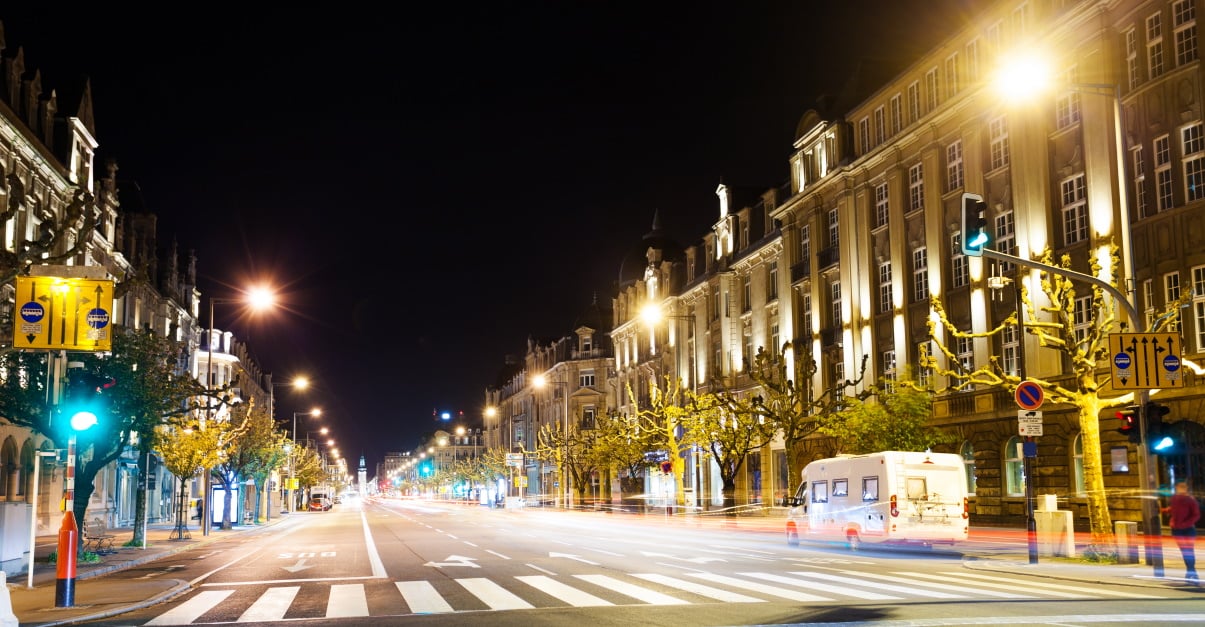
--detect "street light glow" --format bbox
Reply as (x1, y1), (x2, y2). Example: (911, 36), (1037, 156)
(993, 49), (1053, 102)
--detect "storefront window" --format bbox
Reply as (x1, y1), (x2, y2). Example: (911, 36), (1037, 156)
(1073, 433), (1085, 495)
(960, 440), (977, 495)
(1004, 436), (1025, 496)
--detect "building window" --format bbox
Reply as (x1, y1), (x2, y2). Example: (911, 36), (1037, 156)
(1061, 174), (1088, 245)
(1134, 146), (1149, 218)
(987, 20), (1003, 52)
(1182, 122), (1205, 201)
(1144, 278), (1157, 331)
(1174, 0), (1197, 66)
(828, 207), (839, 248)
(768, 264), (778, 300)
(1126, 28), (1140, 89)
(951, 233), (968, 288)
(712, 287), (721, 321)
(770, 321), (780, 354)
(802, 291), (813, 336)
(878, 261), (893, 314)
(925, 67), (939, 112)
(580, 370), (596, 388)
(881, 349), (897, 391)
(1012, 2), (1030, 39)
(908, 163), (924, 213)
(874, 106), (886, 147)
(889, 94), (902, 136)
(1156, 134), (1174, 211)
(913, 247), (929, 302)
(989, 116), (1009, 170)
(858, 117), (870, 154)
(800, 224), (810, 267)
(946, 139), (964, 192)
(1073, 296), (1092, 346)
(1002, 324), (1019, 377)
(743, 277), (752, 312)
(960, 441), (977, 495)
(831, 280), (842, 327)
(957, 336), (974, 372)
(945, 53), (960, 98)
(1056, 68), (1081, 129)
(1193, 265), (1205, 350)
(583, 406), (596, 429)
(907, 80), (920, 123)
(1004, 436), (1025, 497)
(1149, 12), (1165, 78)
(917, 340), (934, 389)
(1072, 433), (1086, 496)
(743, 325), (753, 369)
(874, 182), (890, 229)
(1166, 271), (1182, 305)
(995, 210), (1016, 272)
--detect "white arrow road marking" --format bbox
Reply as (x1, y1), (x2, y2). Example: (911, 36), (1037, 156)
(136, 565), (185, 579)
(548, 552), (600, 565)
(424, 555), (481, 568)
(281, 558), (314, 573)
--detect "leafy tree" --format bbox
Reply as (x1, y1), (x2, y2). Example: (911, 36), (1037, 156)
(212, 398), (281, 527)
(682, 388), (777, 512)
(593, 411), (658, 499)
(155, 422), (221, 531)
(923, 246), (1188, 557)
(748, 342), (871, 495)
(819, 374), (954, 454)
(627, 378), (693, 507)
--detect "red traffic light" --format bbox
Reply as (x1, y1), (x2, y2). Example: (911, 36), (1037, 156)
(1115, 405), (1140, 443)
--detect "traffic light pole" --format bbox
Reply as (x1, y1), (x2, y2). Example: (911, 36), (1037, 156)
(976, 247), (1163, 576)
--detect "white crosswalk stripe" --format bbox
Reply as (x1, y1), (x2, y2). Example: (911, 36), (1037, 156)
(141, 568), (1171, 623)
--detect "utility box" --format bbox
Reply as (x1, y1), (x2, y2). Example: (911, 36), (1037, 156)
(1115, 521), (1140, 564)
(1034, 494), (1075, 557)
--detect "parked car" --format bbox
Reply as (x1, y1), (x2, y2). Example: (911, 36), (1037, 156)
(308, 497), (333, 511)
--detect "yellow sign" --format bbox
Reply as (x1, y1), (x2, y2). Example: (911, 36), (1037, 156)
(13, 276), (114, 351)
(1108, 332), (1183, 389)
(515, 476), (528, 488)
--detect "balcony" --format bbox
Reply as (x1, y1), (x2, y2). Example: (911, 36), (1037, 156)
(817, 245), (840, 270)
(820, 327), (840, 348)
(790, 259), (811, 283)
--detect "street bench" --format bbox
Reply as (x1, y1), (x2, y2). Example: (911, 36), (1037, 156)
(83, 519), (116, 555)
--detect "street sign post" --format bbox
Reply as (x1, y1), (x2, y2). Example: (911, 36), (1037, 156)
(1017, 410), (1043, 436)
(13, 275), (114, 352)
(1109, 332), (1183, 389)
(1015, 380), (1044, 410)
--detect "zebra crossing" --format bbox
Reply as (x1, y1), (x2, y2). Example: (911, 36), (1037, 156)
(143, 568), (1162, 624)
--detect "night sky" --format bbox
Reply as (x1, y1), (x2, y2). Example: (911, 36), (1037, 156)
(2, 2), (988, 471)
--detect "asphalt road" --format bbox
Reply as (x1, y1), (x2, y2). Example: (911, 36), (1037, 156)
(72, 497), (1203, 626)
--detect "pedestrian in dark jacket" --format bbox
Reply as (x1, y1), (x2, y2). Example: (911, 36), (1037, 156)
(1162, 480), (1200, 582)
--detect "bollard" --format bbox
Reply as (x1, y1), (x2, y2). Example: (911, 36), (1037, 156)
(55, 511), (79, 607)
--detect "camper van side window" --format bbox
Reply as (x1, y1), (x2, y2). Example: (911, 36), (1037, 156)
(862, 477), (879, 501)
(832, 479), (848, 497)
(907, 477), (928, 500)
(812, 480), (829, 503)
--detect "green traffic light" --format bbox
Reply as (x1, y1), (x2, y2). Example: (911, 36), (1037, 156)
(70, 410), (98, 431)
(1153, 435), (1175, 451)
(967, 231), (988, 249)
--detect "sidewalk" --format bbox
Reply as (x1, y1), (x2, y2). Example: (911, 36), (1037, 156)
(6, 516), (286, 627)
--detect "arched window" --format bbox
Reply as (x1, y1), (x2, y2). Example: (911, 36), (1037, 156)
(960, 440), (977, 495)
(1072, 433), (1085, 495)
(1004, 436), (1025, 497)
(0, 436), (17, 500)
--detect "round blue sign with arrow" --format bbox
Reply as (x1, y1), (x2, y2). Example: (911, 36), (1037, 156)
(1015, 380), (1044, 410)
(1113, 352), (1131, 371)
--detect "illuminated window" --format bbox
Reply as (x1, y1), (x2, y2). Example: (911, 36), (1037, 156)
(1072, 433), (1086, 495)
(743, 277), (751, 312)
(1193, 265), (1205, 350)
(802, 290), (813, 336)
(1182, 122), (1205, 201)
(828, 207), (839, 248)
(831, 280), (842, 327)
(878, 261), (893, 314)
(858, 117), (870, 154)
(917, 340), (934, 388)
(1144, 278), (1157, 331)
(989, 116), (1009, 170)
(946, 139), (964, 192)
(925, 68), (939, 112)
(1002, 324), (1019, 377)
(913, 247), (929, 302)
(908, 163), (924, 213)
(889, 94), (902, 136)
(945, 52), (960, 98)
(1126, 28), (1140, 88)
(1055, 68), (1081, 129)
(1073, 296), (1092, 346)
(995, 210), (1016, 272)
(1174, 0), (1197, 65)
(1004, 436), (1025, 497)
(881, 349), (897, 391)
(907, 81), (920, 123)
(1061, 174), (1088, 245)
(1149, 12), (1165, 78)
(799, 225), (810, 268)
(579, 370), (596, 387)
(768, 264), (778, 300)
(965, 39), (980, 82)
(957, 336), (974, 373)
(874, 182), (890, 229)
(1012, 2), (1030, 40)
(960, 441), (977, 495)
(874, 106), (886, 147)
(770, 321), (779, 353)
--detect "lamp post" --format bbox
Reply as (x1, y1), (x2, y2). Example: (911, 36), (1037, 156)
(203, 287), (275, 536)
(533, 373), (571, 509)
(641, 302), (699, 510)
(995, 53), (1162, 575)
(289, 408), (321, 513)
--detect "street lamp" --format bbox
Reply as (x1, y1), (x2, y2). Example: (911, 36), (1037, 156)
(202, 287), (276, 536)
(533, 373), (571, 509)
(289, 408), (321, 513)
(993, 52), (1163, 574)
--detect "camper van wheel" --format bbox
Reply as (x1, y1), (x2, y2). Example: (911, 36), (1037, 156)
(845, 531), (861, 551)
(786, 526), (799, 547)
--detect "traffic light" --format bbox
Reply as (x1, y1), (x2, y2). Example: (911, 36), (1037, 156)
(1145, 402), (1175, 453)
(1115, 405), (1140, 443)
(960, 193), (989, 257)
(63, 371), (113, 432)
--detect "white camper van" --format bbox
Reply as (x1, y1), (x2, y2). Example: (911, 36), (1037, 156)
(785, 451), (969, 549)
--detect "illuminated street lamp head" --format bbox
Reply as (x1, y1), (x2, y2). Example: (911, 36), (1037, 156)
(456, 426), (466, 436)
(484, 406), (497, 419)
(993, 49), (1053, 102)
(533, 373), (548, 388)
(247, 285), (276, 310)
(640, 303), (664, 326)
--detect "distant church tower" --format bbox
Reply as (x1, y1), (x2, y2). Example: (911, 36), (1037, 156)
(358, 455), (367, 497)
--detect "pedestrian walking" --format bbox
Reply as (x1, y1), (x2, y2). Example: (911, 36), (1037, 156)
(1162, 480), (1200, 582)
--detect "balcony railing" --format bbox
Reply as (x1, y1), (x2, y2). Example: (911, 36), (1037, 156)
(817, 245), (840, 269)
(790, 259), (811, 283)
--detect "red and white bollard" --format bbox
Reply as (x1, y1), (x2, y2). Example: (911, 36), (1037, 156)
(55, 436), (77, 608)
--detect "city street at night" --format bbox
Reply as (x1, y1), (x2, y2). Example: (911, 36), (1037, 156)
(18, 497), (1198, 627)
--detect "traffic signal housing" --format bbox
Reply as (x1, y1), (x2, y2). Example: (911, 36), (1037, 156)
(1145, 402), (1175, 453)
(1115, 405), (1140, 444)
(960, 193), (989, 257)
(63, 371), (113, 432)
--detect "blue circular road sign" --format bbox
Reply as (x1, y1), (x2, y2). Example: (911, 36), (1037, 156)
(1164, 354), (1181, 372)
(20, 301), (44, 323)
(1113, 352), (1131, 370)
(1015, 380), (1044, 410)
(86, 308), (110, 329)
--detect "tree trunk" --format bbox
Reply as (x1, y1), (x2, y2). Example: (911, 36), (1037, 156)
(1077, 385), (1115, 557)
(131, 446), (150, 546)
